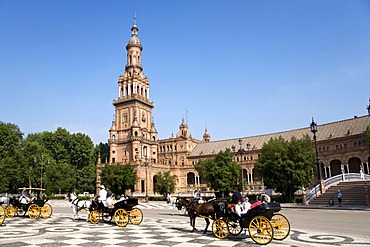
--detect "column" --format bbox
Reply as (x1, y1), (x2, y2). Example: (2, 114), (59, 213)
(147, 87), (150, 99)
(128, 83), (131, 95)
(365, 162), (369, 174)
(250, 172), (253, 183)
(118, 84), (122, 98)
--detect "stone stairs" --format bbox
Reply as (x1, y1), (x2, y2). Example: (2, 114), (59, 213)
(309, 181), (368, 206)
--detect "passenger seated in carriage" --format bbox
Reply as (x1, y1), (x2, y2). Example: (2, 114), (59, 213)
(117, 193), (128, 202)
(19, 190), (31, 204)
(235, 199), (249, 217)
(105, 193), (116, 209)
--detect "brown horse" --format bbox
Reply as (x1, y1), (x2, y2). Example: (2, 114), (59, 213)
(176, 197), (216, 234)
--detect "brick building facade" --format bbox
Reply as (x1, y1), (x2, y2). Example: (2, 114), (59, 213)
(96, 20), (370, 197)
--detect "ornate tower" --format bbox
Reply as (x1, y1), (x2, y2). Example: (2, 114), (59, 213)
(109, 18), (158, 165)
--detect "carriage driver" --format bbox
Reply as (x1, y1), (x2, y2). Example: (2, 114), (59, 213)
(98, 185), (108, 203)
(19, 190), (31, 204)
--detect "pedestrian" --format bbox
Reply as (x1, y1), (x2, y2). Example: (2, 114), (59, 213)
(337, 190), (342, 207)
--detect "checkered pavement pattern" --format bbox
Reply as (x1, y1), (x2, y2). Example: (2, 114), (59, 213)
(0, 213), (250, 247)
(49, 200), (176, 210)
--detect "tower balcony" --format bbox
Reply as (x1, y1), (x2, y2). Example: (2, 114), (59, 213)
(113, 94), (154, 107)
(109, 136), (158, 145)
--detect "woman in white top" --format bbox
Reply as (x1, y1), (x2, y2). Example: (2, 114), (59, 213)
(243, 197), (251, 211)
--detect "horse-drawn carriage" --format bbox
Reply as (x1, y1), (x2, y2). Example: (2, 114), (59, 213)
(0, 202), (5, 225)
(88, 198), (143, 227)
(213, 201), (290, 245)
(176, 198), (290, 245)
(5, 188), (52, 220)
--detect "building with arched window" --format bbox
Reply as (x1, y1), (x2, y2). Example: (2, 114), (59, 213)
(96, 20), (370, 198)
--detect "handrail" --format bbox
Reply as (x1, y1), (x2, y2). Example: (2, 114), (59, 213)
(306, 173), (370, 203)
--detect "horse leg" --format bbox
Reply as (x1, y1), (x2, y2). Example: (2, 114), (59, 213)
(203, 218), (210, 234)
(72, 205), (77, 220)
(192, 216), (198, 232)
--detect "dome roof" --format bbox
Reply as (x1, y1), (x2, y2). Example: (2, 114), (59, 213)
(128, 34), (141, 46)
(126, 23), (142, 50)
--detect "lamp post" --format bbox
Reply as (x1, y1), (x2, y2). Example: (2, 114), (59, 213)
(141, 155), (150, 203)
(310, 118), (324, 192)
(232, 140), (251, 196)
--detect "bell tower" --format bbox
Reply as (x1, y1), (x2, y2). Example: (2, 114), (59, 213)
(109, 17), (158, 165)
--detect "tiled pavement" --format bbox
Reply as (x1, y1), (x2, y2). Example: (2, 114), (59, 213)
(1, 201), (370, 246)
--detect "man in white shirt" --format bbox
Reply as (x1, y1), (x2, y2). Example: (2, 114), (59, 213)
(235, 199), (248, 217)
(98, 185), (107, 202)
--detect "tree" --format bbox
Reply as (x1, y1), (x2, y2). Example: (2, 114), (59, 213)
(69, 133), (94, 170)
(94, 142), (110, 164)
(195, 149), (240, 197)
(153, 171), (177, 197)
(0, 122), (25, 193)
(100, 164), (137, 195)
(255, 135), (316, 202)
(76, 163), (96, 193)
(44, 162), (76, 194)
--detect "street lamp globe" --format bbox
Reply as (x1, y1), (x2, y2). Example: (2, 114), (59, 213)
(310, 118), (317, 134)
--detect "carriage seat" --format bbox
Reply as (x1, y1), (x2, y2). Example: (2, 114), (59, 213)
(227, 203), (236, 213)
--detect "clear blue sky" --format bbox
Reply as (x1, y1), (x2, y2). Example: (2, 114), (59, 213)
(1, 1), (370, 145)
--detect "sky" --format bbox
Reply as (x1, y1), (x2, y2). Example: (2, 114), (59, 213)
(1, 1), (370, 145)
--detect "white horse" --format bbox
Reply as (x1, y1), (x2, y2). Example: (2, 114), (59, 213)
(67, 193), (92, 220)
(169, 196), (186, 216)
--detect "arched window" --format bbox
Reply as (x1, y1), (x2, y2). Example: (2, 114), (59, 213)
(187, 172), (195, 185)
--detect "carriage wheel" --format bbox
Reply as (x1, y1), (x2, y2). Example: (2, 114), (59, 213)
(5, 205), (16, 218)
(28, 204), (41, 220)
(228, 219), (243, 236)
(114, 209), (129, 227)
(271, 213), (290, 240)
(129, 208), (143, 225)
(248, 216), (274, 245)
(0, 206), (5, 225)
(89, 210), (101, 224)
(212, 219), (229, 239)
(40, 203), (53, 219)
(102, 212), (112, 222)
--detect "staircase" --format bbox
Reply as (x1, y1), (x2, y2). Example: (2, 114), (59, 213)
(309, 181), (368, 206)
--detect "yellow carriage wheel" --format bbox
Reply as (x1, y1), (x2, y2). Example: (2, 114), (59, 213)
(212, 219), (229, 239)
(228, 219), (243, 236)
(5, 205), (16, 218)
(129, 208), (143, 225)
(248, 216), (274, 245)
(0, 206), (5, 225)
(89, 210), (101, 224)
(40, 203), (53, 219)
(271, 213), (290, 240)
(114, 208), (129, 227)
(28, 204), (41, 220)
